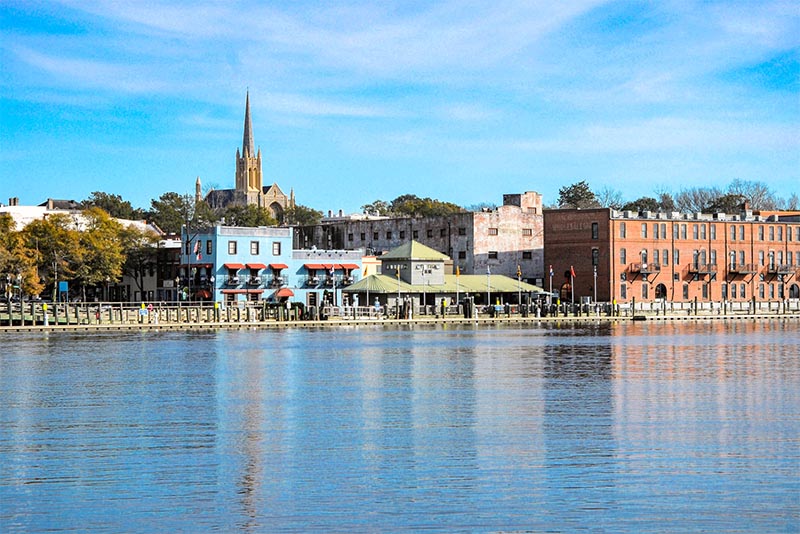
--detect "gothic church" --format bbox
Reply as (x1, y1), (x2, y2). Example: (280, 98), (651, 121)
(201, 91), (295, 220)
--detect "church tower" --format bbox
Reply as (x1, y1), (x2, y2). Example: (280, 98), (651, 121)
(235, 90), (263, 197)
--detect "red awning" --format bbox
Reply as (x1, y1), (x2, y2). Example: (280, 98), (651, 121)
(340, 263), (360, 270)
(274, 288), (294, 298)
(305, 263), (326, 270)
(195, 289), (212, 299)
(247, 263), (267, 270)
(269, 263), (289, 270)
(223, 263), (245, 270)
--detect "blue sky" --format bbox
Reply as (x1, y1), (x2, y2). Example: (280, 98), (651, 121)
(1, 0), (798, 213)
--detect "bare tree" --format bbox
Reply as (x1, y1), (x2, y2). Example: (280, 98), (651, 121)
(675, 187), (723, 213)
(595, 186), (624, 209)
(727, 179), (778, 210)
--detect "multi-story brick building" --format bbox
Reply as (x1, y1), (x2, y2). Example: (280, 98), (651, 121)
(294, 191), (545, 283)
(544, 207), (800, 304)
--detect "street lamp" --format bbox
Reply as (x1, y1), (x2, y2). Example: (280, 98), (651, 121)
(593, 265), (597, 304)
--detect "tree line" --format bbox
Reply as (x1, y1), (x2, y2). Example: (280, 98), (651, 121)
(555, 179), (798, 213)
(83, 191), (323, 234)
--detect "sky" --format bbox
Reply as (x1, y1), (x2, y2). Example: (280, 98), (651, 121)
(1, 1), (798, 214)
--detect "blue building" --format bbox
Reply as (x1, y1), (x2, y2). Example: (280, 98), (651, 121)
(180, 225), (363, 307)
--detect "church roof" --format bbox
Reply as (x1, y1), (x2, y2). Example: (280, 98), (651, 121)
(380, 240), (449, 261)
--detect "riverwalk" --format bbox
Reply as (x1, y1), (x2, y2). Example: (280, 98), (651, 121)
(1, 302), (798, 333)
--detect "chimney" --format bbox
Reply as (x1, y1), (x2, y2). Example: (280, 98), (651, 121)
(327, 210), (332, 218)
(9, 197), (19, 206)
(338, 209), (343, 217)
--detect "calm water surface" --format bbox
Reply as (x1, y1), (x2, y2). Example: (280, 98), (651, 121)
(1, 321), (798, 532)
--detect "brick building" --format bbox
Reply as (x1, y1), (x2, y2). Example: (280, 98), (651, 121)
(544, 207), (800, 304)
(294, 191), (545, 283)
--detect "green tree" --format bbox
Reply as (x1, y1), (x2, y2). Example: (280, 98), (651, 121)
(222, 204), (278, 227)
(703, 193), (747, 214)
(284, 204), (323, 226)
(361, 200), (392, 216)
(557, 181), (599, 209)
(148, 192), (215, 234)
(74, 208), (126, 301)
(120, 223), (160, 300)
(621, 196), (660, 212)
(390, 194), (464, 217)
(21, 213), (83, 300)
(82, 191), (145, 220)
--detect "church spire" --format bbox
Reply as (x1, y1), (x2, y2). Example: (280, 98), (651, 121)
(242, 90), (255, 157)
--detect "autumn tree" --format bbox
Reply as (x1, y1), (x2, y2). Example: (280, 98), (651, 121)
(0, 214), (43, 299)
(21, 213), (83, 300)
(73, 208), (126, 301)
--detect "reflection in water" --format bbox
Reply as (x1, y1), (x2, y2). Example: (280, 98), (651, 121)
(1, 322), (798, 532)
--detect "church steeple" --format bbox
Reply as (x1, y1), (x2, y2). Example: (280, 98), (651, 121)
(242, 90), (255, 157)
(235, 91), (263, 195)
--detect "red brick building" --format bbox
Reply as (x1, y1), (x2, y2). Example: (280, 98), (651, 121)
(544, 208), (800, 304)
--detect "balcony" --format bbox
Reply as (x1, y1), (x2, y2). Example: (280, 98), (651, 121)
(226, 276), (240, 286)
(728, 263), (757, 274)
(768, 264), (795, 275)
(341, 276), (354, 286)
(247, 276), (263, 286)
(306, 276), (319, 287)
(689, 263), (718, 274)
(631, 262), (661, 274)
(269, 276), (285, 288)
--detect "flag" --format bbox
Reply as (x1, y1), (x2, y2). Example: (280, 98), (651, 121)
(516, 265), (522, 279)
(395, 267), (400, 279)
(193, 240), (202, 261)
(549, 265), (554, 277)
(456, 266), (460, 277)
(570, 265), (576, 279)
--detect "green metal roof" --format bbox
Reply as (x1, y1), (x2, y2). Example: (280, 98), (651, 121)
(379, 240), (449, 261)
(345, 273), (545, 294)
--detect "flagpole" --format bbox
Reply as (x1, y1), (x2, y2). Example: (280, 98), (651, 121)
(570, 266), (574, 304)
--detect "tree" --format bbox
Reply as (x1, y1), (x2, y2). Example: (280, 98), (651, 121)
(120, 224), (160, 300)
(361, 200), (392, 216)
(465, 202), (498, 212)
(621, 196), (660, 212)
(0, 214), (43, 299)
(726, 179), (779, 210)
(74, 208), (126, 301)
(82, 191), (144, 220)
(390, 194), (464, 217)
(654, 187), (676, 212)
(222, 204), (278, 227)
(148, 192), (215, 234)
(595, 186), (624, 209)
(284, 204), (323, 226)
(21, 213), (84, 300)
(557, 181), (599, 209)
(702, 193), (747, 214)
(675, 187), (723, 213)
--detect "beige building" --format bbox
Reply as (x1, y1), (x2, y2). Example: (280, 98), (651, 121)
(203, 91), (295, 221)
(294, 192), (545, 283)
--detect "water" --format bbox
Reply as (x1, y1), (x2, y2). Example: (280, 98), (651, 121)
(1, 321), (798, 532)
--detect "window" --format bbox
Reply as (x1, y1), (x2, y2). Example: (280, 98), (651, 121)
(739, 251), (745, 265)
(413, 230), (419, 239)
(740, 284), (746, 298)
(620, 284), (627, 299)
(440, 228), (446, 237)
(739, 226), (745, 240)
(789, 227), (794, 242)
(592, 248), (599, 266)
(272, 242), (281, 255)
(642, 284), (648, 299)
(458, 251), (466, 259)
(700, 224), (707, 239)
(653, 249), (659, 265)
(426, 229), (433, 238)
(228, 241), (237, 255)
(693, 224), (699, 239)
(459, 227), (467, 236)
(683, 284), (689, 300)
(681, 224), (687, 239)
(522, 228), (532, 237)
(702, 283), (709, 299)
(250, 241), (259, 255)
(621, 222), (627, 238)
(796, 227), (800, 241)
(386, 231), (392, 239)
(641, 224), (647, 238)
(373, 232), (379, 240)
(674, 249), (680, 265)
(710, 249), (716, 267)
(777, 227), (783, 241)
(185, 241), (191, 255)
(758, 250), (765, 266)
(758, 226), (764, 240)
(731, 284), (736, 299)
(348, 233), (354, 242)
(488, 228), (498, 236)
(399, 231), (405, 239)
(710, 224), (716, 239)
(673, 224), (679, 239)
(758, 283), (765, 299)
(360, 232), (366, 241)
(522, 251), (532, 260)
(660, 223), (666, 239)
(592, 222), (599, 239)
(620, 248), (627, 265)
(731, 226), (736, 240)
(488, 251), (498, 260)
(653, 223), (659, 239)
(769, 227), (774, 241)
(722, 283), (727, 299)
(206, 240), (212, 255)
(663, 249), (669, 266)
(779, 283), (785, 299)
(769, 284), (775, 299)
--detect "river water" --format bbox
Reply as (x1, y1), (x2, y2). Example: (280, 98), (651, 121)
(1, 321), (798, 532)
